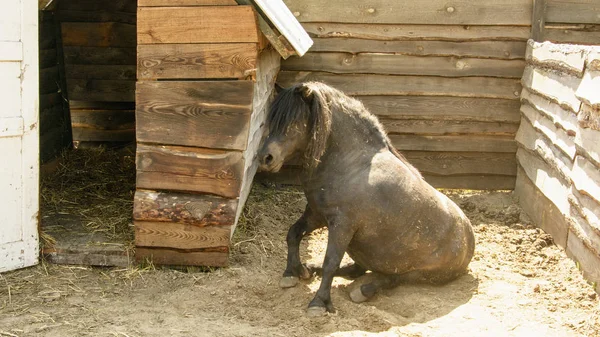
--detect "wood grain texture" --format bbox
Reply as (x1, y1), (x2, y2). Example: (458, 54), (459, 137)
(71, 109), (135, 131)
(63, 46), (136, 65)
(66, 64), (136, 80)
(521, 88), (578, 134)
(57, 10), (136, 24)
(136, 247), (228, 267)
(277, 72), (522, 99)
(282, 53), (525, 78)
(531, 0), (547, 42)
(520, 103), (577, 159)
(138, 0), (237, 6)
(514, 166), (569, 248)
(546, 0), (600, 24)
(283, 0), (532, 25)
(136, 81), (253, 150)
(57, 0), (137, 13)
(390, 134), (517, 153)
(135, 221), (230, 250)
(358, 96), (521, 122)
(525, 40), (587, 76)
(137, 6), (259, 44)
(133, 190), (237, 226)
(72, 128), (135, 142)
(521, 65), (582, 113)
(310, 39), (527, 59)
(566, 228), (600, 293)
(61, 22), (136, 47)
(67, 79), (135, 102)
(403, 151), (517, 176)
(137, 43), (257, 79)
(543, 24), (600, 46)
(136, 144), (244, 198)
(421, 174), (516, 190)
(302, 23), (531, 41)
(381, 118), (518, 135)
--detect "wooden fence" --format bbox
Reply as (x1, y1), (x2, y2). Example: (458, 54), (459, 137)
(516, 41), (600, 292)
(276, 0), (532, 190)
(534, 0), (600, 45)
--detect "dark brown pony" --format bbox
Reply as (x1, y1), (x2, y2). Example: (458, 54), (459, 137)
(258, 82), (475, 316)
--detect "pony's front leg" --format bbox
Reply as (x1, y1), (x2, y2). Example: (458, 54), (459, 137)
(281, 206), (325, 288)
(307, 219), (353, 316)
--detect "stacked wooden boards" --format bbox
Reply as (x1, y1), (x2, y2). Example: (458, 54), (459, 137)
(39, 9), (71, 163)
(534, 0), (600, 45)
(57, 0), (137, 144)
(515, 41), (600, 292)
(276, 0), (531, 190)
(134, 0), (280, 266)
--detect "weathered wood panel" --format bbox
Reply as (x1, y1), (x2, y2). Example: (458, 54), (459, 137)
(67, 79), (135, 102)
(525, 40), (587, 76)
(66, 64), (136, 80)
(521, 65), (582, 113)
(137, 6), (259, 44)
(381, 118), (518, 135)
(57, 10), (136, 24)
(422, 174), (516, 190)
(576, 65), (600, 108)
(138, 0), (237, 6)
(136, 247), (228, 267)
(133, 190), (237, 226)
(278, 72), (522, 99)
(521, 88), (578, 134)
(566, 228), (600, 293)
(358, 96), (521, 122)
(137, 43), (257, 79)
(546, 0), (600, 25)
(70, 109), (135, 142)
(136, 81), (253, 150)
(543, 25), (600, 46)
(283, 0), (532, 25)
(390, 134), (517, 153)
(62, 22), (136, 47)
(57, 0), (136, 13)
(520, 102), (577, 159)
(135, 221), (230, 250)
(403, 151), (517, 176)
(515, 166), (569, 248)
(282, 53), (526, 78)
(310, 39), (527, 59)
(136, 144), (244, 198)
(571, 156), (600, 205)
(63, 46), (136, 65)
(302, 23), (531, 41)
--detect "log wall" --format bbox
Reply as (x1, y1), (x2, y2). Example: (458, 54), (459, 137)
(534, 0), (600, 45)
(276, 0), (531, 190)
(134, 1), (279, 267)
(57, 0), (137, 144)
(515, 40), (600, 292)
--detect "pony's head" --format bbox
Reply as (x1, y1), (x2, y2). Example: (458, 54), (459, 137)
(258, 82), (332, 173)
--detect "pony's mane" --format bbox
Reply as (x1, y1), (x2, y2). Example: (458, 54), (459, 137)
(268, 82), (420, 178)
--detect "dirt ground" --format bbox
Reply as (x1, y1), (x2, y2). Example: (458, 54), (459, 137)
(1, 183), (599, 337)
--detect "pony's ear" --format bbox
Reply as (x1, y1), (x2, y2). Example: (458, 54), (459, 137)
(296, 83), (314, 103)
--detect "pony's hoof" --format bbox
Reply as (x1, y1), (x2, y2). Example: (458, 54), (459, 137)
(306, 306), (327, 317)
(349, 287), (369, 303)
(280, 276), (299, 288)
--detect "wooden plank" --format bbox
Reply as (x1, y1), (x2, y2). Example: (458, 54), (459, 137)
(310, 39), (527, 59)
(525, 40), (587, 76)
(569, 204), (600, 258)
(135, 247), (228, 267)
(67, 79), (135, 102)
(133, 190), (237, 226)
(422, 174), (515, 190)
(282, 53), (525, 78)
(57, 0), (137, 13)
(138, 0), (237, 6)
(137, 6), (259, 44)
(63, 46), (136, 65)
(283, 0), (532, 25)
(72, 127), (135, 142)
(566, 228), (600, 293)
(403, 151), (517, 176)
(570, 186), (600, 231)
(576, 125), (600, 166)
(381, 118), (518, 135)
(531, 0), (547, 42)
(66, 64), (136, 80)
(136, 144), (244, 198)
(71, 109), (135, 130)
(514, 166), (569, 248)
(62, 22), (136, 47)
(389, 134), (517, 153)
(521, 65), (582, 113)
(57, 10), (136, 24)
(302, 23), (531, 41)
(571, 156), (600, 205)
(546, 0), (600, 25)
(358, 96), (521, 123)
(136, 81), (253, 150)
(576, 67), (600, 108)
(516, 148), (571, 215)
(544, 25), (600, 46)
(520, 102), (577, 159)
(277, 72), (522, 99)
(135, 221), (230, 250)
(137, 43), (257, 80)
(521, 88), (579, 134)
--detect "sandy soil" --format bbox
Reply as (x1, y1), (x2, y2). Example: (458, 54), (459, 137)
(1, 184), (598, 337)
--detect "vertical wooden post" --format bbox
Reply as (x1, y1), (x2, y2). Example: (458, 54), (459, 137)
(531, 0), (547, 42)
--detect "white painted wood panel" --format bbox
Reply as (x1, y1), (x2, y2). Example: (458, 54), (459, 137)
(0, 138), (23, 244)
(0, 0), (21, 41)
(0, 62), (22, 118)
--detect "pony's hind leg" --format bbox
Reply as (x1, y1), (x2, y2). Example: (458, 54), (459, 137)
(349, 271), (423, 303)
(309, 262), (367, 279)
(281, 206), (325, 288)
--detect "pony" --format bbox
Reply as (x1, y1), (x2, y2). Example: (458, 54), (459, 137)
(257, 82), (475, 316)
